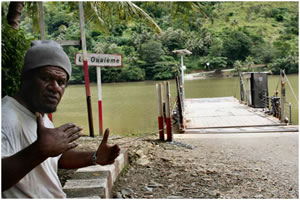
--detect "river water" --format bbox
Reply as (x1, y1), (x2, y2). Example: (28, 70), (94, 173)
(53, 74), (298, 136)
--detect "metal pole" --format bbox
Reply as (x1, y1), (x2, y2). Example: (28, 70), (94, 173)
(79, 2), (94, 137)
(280, 70), (286, 123)
(180, 55), (185, 111)
(97, 67), (103, 135)
(175, 76), (184, 131)
(289, 103), (292, 125)
(156, 83), (164, 141)
(239, 73), (245, 102)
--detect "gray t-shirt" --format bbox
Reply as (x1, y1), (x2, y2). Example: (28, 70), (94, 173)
(1, 96), (65, 198)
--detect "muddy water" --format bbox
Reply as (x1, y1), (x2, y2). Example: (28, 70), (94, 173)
(53, 74), (298, 136)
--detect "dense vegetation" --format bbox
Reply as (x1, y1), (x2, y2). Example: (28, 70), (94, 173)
(2, 2), (298, 90)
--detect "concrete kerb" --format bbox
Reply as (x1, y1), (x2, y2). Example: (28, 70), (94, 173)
(63, 149), (128, 198)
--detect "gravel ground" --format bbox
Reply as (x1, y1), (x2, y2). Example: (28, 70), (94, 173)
(59, 133), (298, 199)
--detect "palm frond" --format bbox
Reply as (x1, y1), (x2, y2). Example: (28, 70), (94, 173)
(126, 2), (161, 33)
(85, 1), (161, 34)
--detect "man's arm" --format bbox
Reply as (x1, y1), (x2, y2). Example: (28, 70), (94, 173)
(2, 142), (47, 191)
(58, 151), (94, 169)
(2, 113), (82, 192)
(58, 129), (120, 169)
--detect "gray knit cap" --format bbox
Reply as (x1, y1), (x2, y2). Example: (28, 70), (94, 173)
(22, 40), (72, 79)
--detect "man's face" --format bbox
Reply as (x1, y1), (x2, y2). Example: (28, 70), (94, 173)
(23, 66), (68, 114)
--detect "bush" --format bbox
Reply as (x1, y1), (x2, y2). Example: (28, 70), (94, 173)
(152, 61), (178, 80)
(2, 19), (32, 97)
(198, 56), (227, 70)
(152, 56), (178, 80)
(120, 66), (145, 81)
(101, 67), (123, 83)
(268, 54), (298, 74)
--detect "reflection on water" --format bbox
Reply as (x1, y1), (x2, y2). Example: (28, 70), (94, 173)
(53, 74), (298, 136)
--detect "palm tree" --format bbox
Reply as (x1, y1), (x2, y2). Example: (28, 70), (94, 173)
(5, 2), (162, 33)
(6, 2), (24, 29)
(6, 1), (205, 34)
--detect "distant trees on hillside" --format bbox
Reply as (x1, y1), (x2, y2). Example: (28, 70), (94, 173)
(2, 1), (298, 92)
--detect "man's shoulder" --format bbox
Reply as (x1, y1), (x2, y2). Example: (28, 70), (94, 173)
(2, 96), (32, 129)
(2, 96), (19, 122)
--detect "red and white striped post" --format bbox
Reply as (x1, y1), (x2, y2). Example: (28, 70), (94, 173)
(48, 114), (53, 121)
(165, 81), (172, 141)
(75, 53), (123, 137)
(79, 2), (94, 137)
(97, 67), (103, 136)
(156, 83), (164, 141)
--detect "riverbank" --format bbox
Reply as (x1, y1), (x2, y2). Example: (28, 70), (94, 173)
(185, 69), (236, 80)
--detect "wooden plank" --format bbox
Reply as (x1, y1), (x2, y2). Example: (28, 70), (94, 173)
(185, 126), (298, 134)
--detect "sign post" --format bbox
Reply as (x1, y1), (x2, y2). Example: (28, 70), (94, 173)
(75, 53), (122, 135)
(97, 67), (103, 135)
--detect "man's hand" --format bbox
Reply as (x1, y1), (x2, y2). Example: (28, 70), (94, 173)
(36, 113), (82, 157)
(96, 129), (120, 165)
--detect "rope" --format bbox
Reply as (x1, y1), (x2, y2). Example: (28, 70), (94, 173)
(275, 77), (280, 94)
(282, 70), (299, 106)
(172, 99), (177, 112)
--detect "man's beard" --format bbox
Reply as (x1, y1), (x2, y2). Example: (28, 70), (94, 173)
(39, 103), (58, 114)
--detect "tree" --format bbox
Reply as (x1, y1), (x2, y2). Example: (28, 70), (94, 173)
(2, 19), (32, 97)
(160, 27), (186, 54)
(233, 60), (243, 73)
(6, 2), (24, 29)
(222, 30), (252, 65)
(185, 29), (212, 56)
(139, 40), (165, 79)
(245, 56), (255, 72)
(200, 56), (227, 71)
(4, 1), (166, 85)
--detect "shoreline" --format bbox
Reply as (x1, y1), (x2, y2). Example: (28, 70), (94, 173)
(185, 69), (236, 80)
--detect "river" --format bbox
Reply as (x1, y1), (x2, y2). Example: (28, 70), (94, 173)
(53, 74), (298, 136)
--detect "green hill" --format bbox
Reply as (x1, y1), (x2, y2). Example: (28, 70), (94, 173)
(204, 2), (298, 43)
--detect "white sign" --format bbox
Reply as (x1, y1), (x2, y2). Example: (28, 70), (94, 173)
(75, 53), (123, 67)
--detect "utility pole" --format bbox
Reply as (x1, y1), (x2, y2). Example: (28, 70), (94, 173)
(38, 2), (45, 40)
(79, 2), (94, 137)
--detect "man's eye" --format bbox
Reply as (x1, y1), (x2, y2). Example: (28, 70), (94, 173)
(58, 81), (66, 86)
(41, 77), (50, 82)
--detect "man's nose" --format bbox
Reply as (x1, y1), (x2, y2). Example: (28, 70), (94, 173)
(48, 80), (60, 91)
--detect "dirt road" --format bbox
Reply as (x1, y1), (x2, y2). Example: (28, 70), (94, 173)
(112, 132), (298, 198)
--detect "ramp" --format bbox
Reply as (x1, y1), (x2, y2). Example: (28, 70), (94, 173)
(183, 97), (296, 133)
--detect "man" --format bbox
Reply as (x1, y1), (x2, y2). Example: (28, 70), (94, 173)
(2, 40), (120, 198)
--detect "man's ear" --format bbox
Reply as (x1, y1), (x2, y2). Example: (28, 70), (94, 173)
(19, 71), (34, 92)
